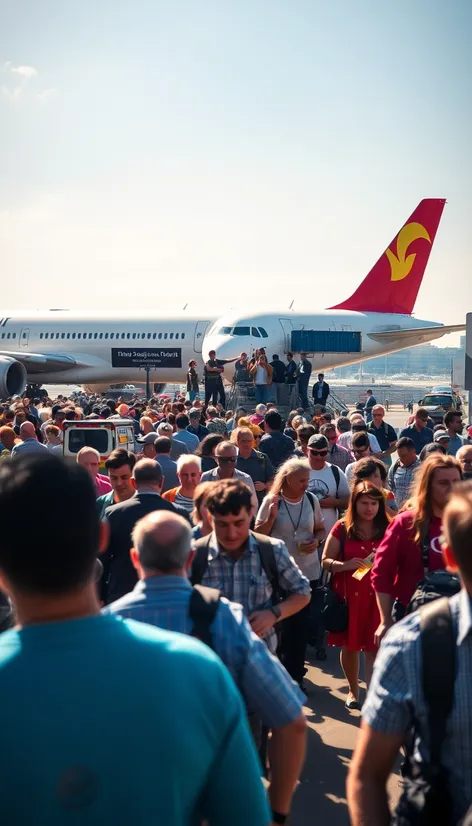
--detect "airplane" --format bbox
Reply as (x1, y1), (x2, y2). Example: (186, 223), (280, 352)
(0, 198), (464, 399)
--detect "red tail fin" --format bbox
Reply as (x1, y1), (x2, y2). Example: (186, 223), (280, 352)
(330, 199), (446, 315)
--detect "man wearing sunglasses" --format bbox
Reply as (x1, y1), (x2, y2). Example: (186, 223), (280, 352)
(200, 440), (258, 514)
(306, 434), (350, 537)
(344, 432), (372, 485)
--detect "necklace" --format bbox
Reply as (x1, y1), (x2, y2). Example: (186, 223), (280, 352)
(281, 493), (305, 538)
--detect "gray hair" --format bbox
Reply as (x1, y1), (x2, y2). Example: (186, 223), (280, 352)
(132, 512), (192, 572)
(215, 440), (237, 456)
(269, 457), (310, 496)
(177, 454), (202, 472)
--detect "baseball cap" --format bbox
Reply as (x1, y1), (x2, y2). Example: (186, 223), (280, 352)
(308, 434), (329, 450)
(136, 432), (158, 445)
(433, 430), (450, 443)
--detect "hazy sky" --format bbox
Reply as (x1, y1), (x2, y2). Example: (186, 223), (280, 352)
(1, 0), (471, 345)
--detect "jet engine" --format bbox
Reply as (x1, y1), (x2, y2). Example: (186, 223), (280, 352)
(0, 357), (28, 399)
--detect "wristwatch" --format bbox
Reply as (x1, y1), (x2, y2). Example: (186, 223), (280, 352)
(269, 604), (282, 621)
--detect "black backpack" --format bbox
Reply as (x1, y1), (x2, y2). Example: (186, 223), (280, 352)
(191, 531), (285, 606)
(407, 532), (461, 614)
(394, 598), (471, 826)
(188, 584), (221, 650)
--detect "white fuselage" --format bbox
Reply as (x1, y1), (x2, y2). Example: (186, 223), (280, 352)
(0, 309), (447, 387)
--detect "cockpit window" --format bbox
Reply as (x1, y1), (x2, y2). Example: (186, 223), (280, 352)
(252, 327), (260, 337)
(232, 327), (251, 336)
(218, 327), (232, 335)
(258, 327), (268, 338)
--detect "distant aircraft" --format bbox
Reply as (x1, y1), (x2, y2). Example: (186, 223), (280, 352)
(0, 199), (464, 397)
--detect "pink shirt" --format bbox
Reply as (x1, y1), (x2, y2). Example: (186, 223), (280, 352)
(96, 474), (112, 496)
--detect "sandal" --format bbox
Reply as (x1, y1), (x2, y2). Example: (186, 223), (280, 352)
(345, 695), (360, 710)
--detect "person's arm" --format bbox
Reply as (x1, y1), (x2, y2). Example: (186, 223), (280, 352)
(370, 519), (402, 643)
(374, 592), (394, 645)
(248, 542), (311, 637)
(321, 532), (366, 572)
(347, 722), (403, 826)
(254, 495), (278, 535)
(249, 362), (257, 375)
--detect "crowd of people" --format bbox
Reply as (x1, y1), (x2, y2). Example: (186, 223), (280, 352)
(0, 380), (472, 825)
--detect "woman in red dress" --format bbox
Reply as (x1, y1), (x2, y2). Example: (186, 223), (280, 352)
(321, 481), (390, 710)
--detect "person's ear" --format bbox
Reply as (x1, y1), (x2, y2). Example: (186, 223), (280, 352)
(98, 519), (109, 553)
(131, 477), (137, 491)
(130, 547), (140, 572)
(443, 542), (459, 573)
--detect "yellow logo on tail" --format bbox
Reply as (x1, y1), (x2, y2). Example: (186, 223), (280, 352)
(386, 222), (431, 282)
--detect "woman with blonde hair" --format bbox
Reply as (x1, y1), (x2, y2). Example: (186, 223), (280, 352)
(322, 482), (390, 708)
(371, 453), (463, 642)
(255, 457), (325, 688)
(139, 416), (154, 436)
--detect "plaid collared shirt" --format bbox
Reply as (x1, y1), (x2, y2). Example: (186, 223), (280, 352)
(388, 457), (420, 508)
(198, 532), (311, 653)
(328, 442), (354, 472)
(363, 589), (472, 819)
(104, 575), (304, 728)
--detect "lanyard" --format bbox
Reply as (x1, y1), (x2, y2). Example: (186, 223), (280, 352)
(281, 495), (305, 538)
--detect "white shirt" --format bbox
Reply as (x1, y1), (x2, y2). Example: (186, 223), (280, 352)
(199, 467), (258, 513)
(255, 366), (268, 385)
(307, 462), (350, 535)
(337, 431), (381, 453)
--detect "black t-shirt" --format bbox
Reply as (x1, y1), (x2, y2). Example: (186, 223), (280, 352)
(187, 367), (199, 392)
(204, 359), (226, 382)
(368, 421), (397, 451)
(270, 360), (287, 382)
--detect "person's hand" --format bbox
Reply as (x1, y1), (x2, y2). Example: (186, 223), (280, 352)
(374, 621), (392, 647)
(254, 481), (266, 492)
(248, 609), (277, 637)
(298, 539), (317, 555)
(320, 496), (338, 508)
(268, 494), (280, 519)
(345, 557), (366, 571)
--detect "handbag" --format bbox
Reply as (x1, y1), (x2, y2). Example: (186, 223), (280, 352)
(317, 523), (349, 633)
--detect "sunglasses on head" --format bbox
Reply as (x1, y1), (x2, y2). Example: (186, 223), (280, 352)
(309, 448), (328, 457)
(217, 456), (237, 463)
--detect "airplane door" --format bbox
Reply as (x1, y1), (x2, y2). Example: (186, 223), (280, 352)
(279, 318), (294, 353)
(194, 321), (211, 353)
(20, 328), (30, 349)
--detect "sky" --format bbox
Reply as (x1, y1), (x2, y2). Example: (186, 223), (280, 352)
(1, 0), (471, 346)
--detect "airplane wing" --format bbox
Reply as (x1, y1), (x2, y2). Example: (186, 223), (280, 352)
(367, 323), (465, 346)
(0, 351), (91, 375)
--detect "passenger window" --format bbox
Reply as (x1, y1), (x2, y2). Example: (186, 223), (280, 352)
(259, 327), (268, 338)
(175, 333), (179, 339)
(110, 333), (114, 339)
(158, 333), (162, 339)
(72, 333), (75, 339)
(1, 333), (4, 339)
(164, 333), (168, 339)
(132, 333), (136, 339)
(170, 332), (174, 339)
(7, 333), (10, 339)
(99, 333), (103, 339)
(56, 333), (60, 339)
(152, 333), (156, 339)
(181, 333), (185, 339)
(147, 332), (151, 339)
(13, 333), (16, 339)
(127, 333), (130, 339)
(40, 333), (43, 339)
(252, 327), (260, 337)
(93, 333), (98, 339)
(78, 333), (81, 339)
(66, 333), (70, 339)
(104, 333), (109, 339)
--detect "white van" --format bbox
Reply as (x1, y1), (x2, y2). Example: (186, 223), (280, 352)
(62, 419), (136, 468)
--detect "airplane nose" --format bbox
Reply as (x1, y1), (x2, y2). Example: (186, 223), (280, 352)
(202, 335), (240, 362)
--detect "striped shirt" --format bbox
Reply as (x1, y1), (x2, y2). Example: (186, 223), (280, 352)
(104, 575), (305, 728)
(363, 589), (472, 819)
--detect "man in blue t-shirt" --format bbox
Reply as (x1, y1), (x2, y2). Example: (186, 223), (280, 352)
(0, 453), (270, 826)
(400, 407), (434, 454)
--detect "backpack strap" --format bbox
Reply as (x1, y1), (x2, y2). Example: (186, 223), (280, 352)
(305, 490), (315, 513)
(189, 535), (212, 586)
(331, 464), (340, 496)
(420, 597), (456, 770)
(189, 585), (221, 650)
(252, 532), (282, 605)
(391, 459), (401, 478)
